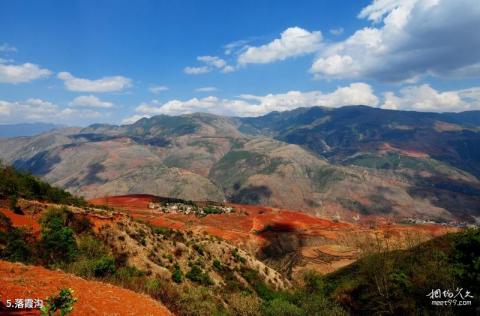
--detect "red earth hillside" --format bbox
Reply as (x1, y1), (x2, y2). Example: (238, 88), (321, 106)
(89, 194), (458, 276)
(0, 260), (172, 316)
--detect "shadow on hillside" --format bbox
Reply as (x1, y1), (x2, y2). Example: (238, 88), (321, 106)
(256, 222), (303, 278)
(230, 185), (272, 205)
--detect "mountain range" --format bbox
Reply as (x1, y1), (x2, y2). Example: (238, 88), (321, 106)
(1, 105), (479, 222)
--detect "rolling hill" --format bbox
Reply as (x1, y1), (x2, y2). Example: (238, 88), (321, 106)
(1, 106), (480, 222)
(0, 158), (477, 315)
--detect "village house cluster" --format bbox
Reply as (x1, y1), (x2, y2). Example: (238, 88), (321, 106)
(147, 201), (234, 216)
(401, 217), (479, 228)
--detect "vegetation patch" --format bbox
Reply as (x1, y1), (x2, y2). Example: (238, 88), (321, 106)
(0, 162), (87, 207)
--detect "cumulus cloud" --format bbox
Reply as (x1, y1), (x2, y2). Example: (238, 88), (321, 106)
(382, 84), (480, 112)
(238, 82), (379, 114)
(122, 83), (480, 124)
(195, 86), (218, 92)
(126, 83), (378, 119)
(198, 56), (226, 69)
(184, 55), (235, 74)
(238, 27), (322, 65)
(188, 28), (326, 74)
(183, 66), (210, 75)
(69, 95), (113, 108)
(0, 61), (52, 83)
(149, 85), (169, 94)
(0, 98), (102, 124)
(310, 0), (480, 81)
(57, 71), (132, 92)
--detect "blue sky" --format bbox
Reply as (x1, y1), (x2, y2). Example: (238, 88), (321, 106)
(0, 0), (479, 125)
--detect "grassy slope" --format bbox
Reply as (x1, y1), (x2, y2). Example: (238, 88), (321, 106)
(324, 229), (480, 315)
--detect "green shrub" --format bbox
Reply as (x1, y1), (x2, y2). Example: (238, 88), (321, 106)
(261, 298), (303, 316)
(77, 235), (109, 259)
(186, 264), (213, 286)
(152, 226), (172, 236)
(203, 206), (222, 215)
(232, 248), (246, 264)
(0, 163), (86, 207)
(40, 288), (77, 316)
(212, 259), (222, 271)
(113, 266), (145, 282)
(193, 243), (205, 255)
(93, 257), (116, 277)
(39, 207), (78, 264)
(1, 228), (32, 263)
(178, 287), (224, 316)
(145, 278), (162, 294)
(172, 264), (184, 283)
(452, 228), (480, 294)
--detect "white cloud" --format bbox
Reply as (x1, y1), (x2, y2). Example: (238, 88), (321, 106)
(224, 40), (249, 55)
(311, 55), (356, 76)
(0, 62), (52, 83)
(238, 27), (322, 65)
(57, 71), (132, 92)
(185, 56), (235, 74)
(121, 114), (150, 125)
(0, 98), (102, 124)
(382, 84), (480, 112)
(198, 56), (226, 69)
(128, 83), (378, 118)
(221, 65), (236, 73)
(183, 66), (210, 75)
(311, 0), (480, 81)
(329, 28), (344, 36)
(69, 95), (113, 108)
(0, 43), (17, 53)
(149, 85), (169, 93)
(195, 86), (218, 92)
(239, 82), (379, 114)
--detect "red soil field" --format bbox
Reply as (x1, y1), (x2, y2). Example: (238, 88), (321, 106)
(0, 260), (172, 316)
(89, 194), (456, 249)
(89, 194), (155, 211)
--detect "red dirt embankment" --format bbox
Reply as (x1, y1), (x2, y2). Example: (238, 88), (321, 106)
(0, 260), (172, 316)
(0, 208), (41, 236)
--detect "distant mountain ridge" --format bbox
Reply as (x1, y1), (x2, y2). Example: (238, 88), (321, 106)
(0, 122), (62, 138)
(1, 105), (480, 222)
